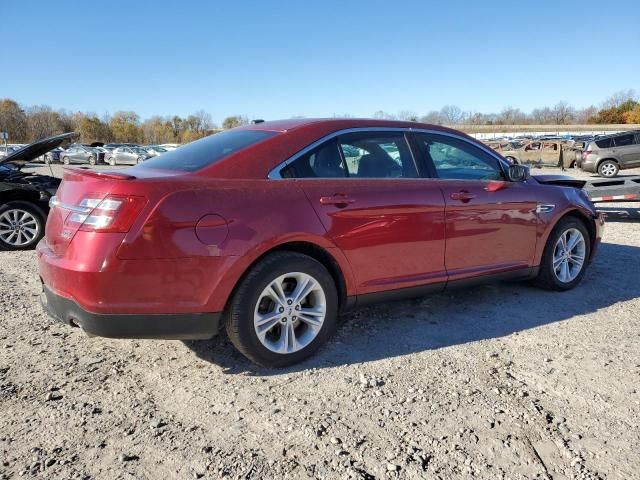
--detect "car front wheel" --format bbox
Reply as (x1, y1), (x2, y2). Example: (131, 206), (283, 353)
(62, 156), (70, 165)
(534, 217), (590, 291)
(226, 251), (338, 367)
(0, 201), (46, 251)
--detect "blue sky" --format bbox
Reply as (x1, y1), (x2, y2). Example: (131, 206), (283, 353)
(2, 0), (639, 124)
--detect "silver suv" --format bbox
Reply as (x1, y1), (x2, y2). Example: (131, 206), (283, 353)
(581, 131), (640, 177)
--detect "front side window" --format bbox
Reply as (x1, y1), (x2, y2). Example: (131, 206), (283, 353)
(338, 132), (418, 178)
(415, 133), (504, 181)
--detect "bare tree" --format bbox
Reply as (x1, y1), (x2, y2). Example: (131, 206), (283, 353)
(439, 105), (466, 124)
(419, 111), (443, 125)
(601, 89), (637, 109)
(372, 110), (395, 120)
(496, 107), (527, 125)
(396, 110), (418, 121)
(550, 102), (574, 125)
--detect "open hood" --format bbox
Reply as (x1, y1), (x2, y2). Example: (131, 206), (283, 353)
(0, 132), (79, 168)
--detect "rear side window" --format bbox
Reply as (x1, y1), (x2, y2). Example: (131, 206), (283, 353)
(282, 139), (346, 178)
(338, 132), (418, 178)
(613, 134), (635, 147)
(139, 130), (276, 172)
(595, 137), (613, 149)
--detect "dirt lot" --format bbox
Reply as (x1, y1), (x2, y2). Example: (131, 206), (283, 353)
(1, 165), (639, 479)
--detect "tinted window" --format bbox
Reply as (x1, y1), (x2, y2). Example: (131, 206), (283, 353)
(416, 133), (504, 181)
(595, 137), (613, 149)
(338, 132), (418, 178)
(140, 130), (277, 172)
(282, 139), (345, 178)
(614, 134), (634, 147)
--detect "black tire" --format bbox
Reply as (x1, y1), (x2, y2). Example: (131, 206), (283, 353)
(88, 155), (96, 165)
(137, 156), (144, 164)
(225, 251), (339, 367)
(597, 160), (619, 178)
(108, 157), (116, 166)
(0, 201), (46, 251)
(533, 216), (591, 291)
(62, 156), (70, 165)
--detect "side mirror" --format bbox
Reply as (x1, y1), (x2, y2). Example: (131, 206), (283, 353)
(507, 164), (530, 182)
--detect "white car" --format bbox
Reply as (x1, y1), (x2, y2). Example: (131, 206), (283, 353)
(159, 143), (180, 151)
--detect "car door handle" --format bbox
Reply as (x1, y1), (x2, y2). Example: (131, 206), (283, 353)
(319, 195), (355, 208)
(450, 191), (476, 202)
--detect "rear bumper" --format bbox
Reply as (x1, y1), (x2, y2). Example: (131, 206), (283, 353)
(41, 284), (221, 340)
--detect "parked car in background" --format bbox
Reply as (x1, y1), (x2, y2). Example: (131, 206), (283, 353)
(0, 132), (77, 251)
(144, 145), (169, 156)
(39, 147), (64, 164)
(39, 119), (603, 367)
(105, 146), (153, 165)
(60, 144), (105, 165)
(159, 143), (180, 151)
(580, 131), (640, 177)
(499, 140), (580, 169)
(0, 145), (20, 159)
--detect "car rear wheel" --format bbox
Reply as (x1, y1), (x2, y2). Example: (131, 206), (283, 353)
(89, 155), (96, 165)
(62, 156), (70, 165)
(108, 157), (116, 166)
(598, 160), (619, 178)
(225, 251), (338, 367)
(533, 217), (590, 291)
(0, 202), (46, 251)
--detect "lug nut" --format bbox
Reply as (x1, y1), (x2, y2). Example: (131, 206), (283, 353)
(279, 307), (285, 313)
(295, 305), (300, 310)
(287, 299), (293, 305)
(292, 316), (297, 320)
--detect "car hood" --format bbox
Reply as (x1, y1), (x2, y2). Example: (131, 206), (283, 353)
(532, 174), (586, 189)
(0, 132), (79, 168)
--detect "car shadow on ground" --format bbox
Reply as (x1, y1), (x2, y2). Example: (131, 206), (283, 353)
(184, 242), (640, 375)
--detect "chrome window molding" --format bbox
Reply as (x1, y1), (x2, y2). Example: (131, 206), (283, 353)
(267, 127), (510, 179)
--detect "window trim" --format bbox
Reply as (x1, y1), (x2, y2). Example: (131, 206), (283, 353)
(268, 127), (509, 180)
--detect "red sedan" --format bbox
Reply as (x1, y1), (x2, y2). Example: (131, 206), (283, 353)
(38, 119), (604, 367)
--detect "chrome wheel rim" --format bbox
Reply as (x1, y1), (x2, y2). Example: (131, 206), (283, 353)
(601, 163), (616, 176)
(553, 228), (586, 283)
(253, 272), (326, 354)
(0, 209), (40, 247)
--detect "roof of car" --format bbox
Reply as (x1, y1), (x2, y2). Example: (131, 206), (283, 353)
(238, 117), (458, 134)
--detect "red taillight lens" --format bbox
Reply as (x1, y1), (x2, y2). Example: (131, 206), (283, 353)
(582, 150), (592, 159)
(64, 195), (146, 233)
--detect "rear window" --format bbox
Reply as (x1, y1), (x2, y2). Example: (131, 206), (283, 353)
(595, 138), (613, 149)
(139, 130), (277, 172)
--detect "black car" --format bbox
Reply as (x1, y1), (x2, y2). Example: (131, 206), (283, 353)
(60, 144), (105, 165)
(0, 132), (78, 251)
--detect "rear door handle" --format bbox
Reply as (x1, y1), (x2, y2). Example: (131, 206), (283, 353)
(450, 191), (476, 202)
(319, 194), (355, 208)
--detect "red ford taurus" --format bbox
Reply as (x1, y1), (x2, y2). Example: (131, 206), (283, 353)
(38, 119), (604, 367)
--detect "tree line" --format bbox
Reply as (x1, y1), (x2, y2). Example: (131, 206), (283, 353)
(1, 90), (638, 144)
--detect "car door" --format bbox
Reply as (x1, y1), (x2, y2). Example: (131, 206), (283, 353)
(614, 133), (640, 167)
(280, 131), (447, 295)
(413, 132), (538, 281)
(541, 142), (561, 166)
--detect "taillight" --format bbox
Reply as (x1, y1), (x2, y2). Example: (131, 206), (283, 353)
(64, 195), (146, 232)
(582, 150), (592, 159)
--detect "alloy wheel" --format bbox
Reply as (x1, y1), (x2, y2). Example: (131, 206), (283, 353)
(552, 228), (586, 283)
(253, 272), (326, 354)
(600, 163), (617, 177)
(0, 209), (40, 247)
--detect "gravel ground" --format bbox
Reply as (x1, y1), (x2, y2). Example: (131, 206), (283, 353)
(1, 165), (639, 479)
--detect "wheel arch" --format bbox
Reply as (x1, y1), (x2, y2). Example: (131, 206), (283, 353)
(536, 208), (597, 265)
(221, 240), (354, 318)
(596, 157), (619, 169)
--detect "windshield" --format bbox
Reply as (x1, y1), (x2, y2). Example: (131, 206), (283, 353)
(139, 129), (277, 172)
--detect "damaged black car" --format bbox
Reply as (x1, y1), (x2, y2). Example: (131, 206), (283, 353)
(0, 132), (78, 251)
